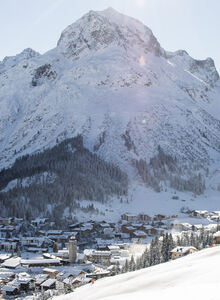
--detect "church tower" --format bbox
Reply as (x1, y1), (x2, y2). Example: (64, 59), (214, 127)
(69, 236), (77, 263)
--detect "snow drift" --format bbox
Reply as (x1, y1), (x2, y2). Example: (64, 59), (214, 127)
(55, 246), (220, 300)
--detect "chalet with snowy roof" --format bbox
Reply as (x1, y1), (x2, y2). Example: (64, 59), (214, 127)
(138, 213), (152, 222)
(131, 223), (143, 229)
(191, 210), (209, 218)
(154, 214), (167, 221)
(31, 218), (48, 227)
(210, 215), (220, 221)
(171, 246), (198, 260)
(0, 254), (12, 263)
(172, 223), (192, 231)
(121, 225), (136, 235)
(41, 278), (56, 290)
(43, 268), (59, 278)
(0, 217), (13, 226)
(103, 227), (115, 238)
(21, 258), (61, 268)
(0, 241), (17, 252)
(21, 237), (47, 247)
(9, 275), (35, 292)
(63, 276), (91, 289)
(2, 257), (21, 269)
(132, 230), (147, 239)
(47, 230), (64, 236)
(115, 232), (130, 240)
(0, 225), (16, 236)
(69, 222), (82, 229)
(84, 249), (111, 265)
(35, 274), (49, 287)
(140, 225), (158, 235)
(212, 210), (220, 215)
(57, 269), (87, 282)
(213, 231), (220, 244)
(26, 247), (48, 253)
(2, 284), (19, 297)
(204, 224), (218, 233)
(121, 213), (137, 222)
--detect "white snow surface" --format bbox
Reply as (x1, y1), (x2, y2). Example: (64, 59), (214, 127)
(55, 246), (220, 300)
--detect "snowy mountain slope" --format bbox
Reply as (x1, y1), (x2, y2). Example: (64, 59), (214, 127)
(55, 246), (220, 300)
(0, 8), (220, 192)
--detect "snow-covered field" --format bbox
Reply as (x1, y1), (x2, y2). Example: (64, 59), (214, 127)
(73, 181), (220, 222)
(55, 246), (220, 300)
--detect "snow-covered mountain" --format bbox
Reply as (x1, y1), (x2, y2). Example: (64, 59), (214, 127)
(54, 246), (220, 300)
(0, 8), (220, 200)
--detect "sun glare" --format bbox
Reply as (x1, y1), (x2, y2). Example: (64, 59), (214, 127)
(136, 0), (146, 7)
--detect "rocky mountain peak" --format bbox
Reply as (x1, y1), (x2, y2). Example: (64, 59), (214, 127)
(57, 8), (164, 59)
(0, 48), (40, 74)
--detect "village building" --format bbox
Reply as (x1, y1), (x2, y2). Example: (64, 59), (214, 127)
(171, 246), (198, 260)
(43, 268), (59, 278)
(84, 249), (111, 265)
(0, 241), (17, 252)
(31, 218), (48, 227)
(21, 258), (61, 268)
(35, 274), (49, 288)
(0, 218), (13, 226)
(0, 253), (12, 263)
(191, 210), (209, 218)
(69, 222), (82, 230)
(47, 230), (64, 236)
(2, 284), (19, 297)
(2, 257), (21, 269)
(138, 213), (152, 222)
(121, 213), (137, 222)
(41, 278), (56, 291)
(172, 223), (192, 231)
(140, 225), (158, 235)
(121, 225), (136, 235)
(103, 227), (115, 239)
(213, 231), (220, 244)
(132, 230), (147, 239)
(154, 214), (167, 221)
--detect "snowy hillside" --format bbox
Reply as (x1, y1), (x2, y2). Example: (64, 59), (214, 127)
(55, 246), (220, 300)
(0, 8), (220, 217)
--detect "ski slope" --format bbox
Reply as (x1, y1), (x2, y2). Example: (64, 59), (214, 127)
(55, 246), (220, 300)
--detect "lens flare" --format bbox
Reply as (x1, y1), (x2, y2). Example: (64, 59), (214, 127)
(139, 56), (146, 66)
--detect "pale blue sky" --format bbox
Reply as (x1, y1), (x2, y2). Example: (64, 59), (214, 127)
(0, 0), (219, 71)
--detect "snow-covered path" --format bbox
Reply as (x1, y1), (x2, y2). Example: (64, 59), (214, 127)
(55, 246), (220, 300)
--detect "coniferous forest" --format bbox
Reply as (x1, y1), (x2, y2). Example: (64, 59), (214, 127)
(0, 135), (128, 221)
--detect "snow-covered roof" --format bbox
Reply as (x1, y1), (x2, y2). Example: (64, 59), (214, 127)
(21, 259), (60, 265)
(171, 246), (197, 254)
(122, 213), (137, 217)
(2, 257), (21, 268)
(195, 210), (208, 214)
(213, 231), (220, 238)
(35, 274), (49, 285)
(133, 230), (147, 237)
(43, 268), (58, 273)
(91, 250), (111, 257)
(2, 284), (18, 292)
(0, 254), (11, 261)
(142, 225), (153, 230)
(41, 278), (56, 287)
